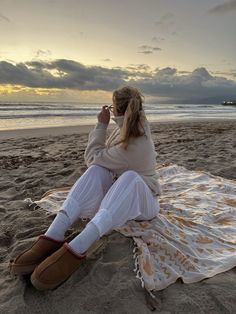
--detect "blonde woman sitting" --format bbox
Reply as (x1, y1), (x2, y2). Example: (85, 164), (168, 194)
(9, 85), (162, 290)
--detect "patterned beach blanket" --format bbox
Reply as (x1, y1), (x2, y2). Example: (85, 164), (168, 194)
(24, 163), (236, 296)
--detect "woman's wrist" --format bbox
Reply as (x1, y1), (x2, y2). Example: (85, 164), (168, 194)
(95, 122), (108, 129)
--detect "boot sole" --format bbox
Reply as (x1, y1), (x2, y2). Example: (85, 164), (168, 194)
(30, 269), (68, 290)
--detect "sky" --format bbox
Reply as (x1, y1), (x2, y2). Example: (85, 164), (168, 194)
(0, 0), (236, 104)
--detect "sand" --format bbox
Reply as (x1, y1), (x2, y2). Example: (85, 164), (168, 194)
(0, 119), (236, 313)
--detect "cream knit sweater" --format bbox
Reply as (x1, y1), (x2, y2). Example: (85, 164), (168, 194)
(84, 115), (162, 197)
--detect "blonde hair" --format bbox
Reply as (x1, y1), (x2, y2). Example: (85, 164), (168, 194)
(112, 85), (146, 150)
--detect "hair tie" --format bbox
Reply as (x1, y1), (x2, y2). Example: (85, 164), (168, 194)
(132, 92), (139, 100)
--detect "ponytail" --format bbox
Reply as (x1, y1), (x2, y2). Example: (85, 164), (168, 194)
(112, 85), (147, 150)
(120, 96), (146, 150)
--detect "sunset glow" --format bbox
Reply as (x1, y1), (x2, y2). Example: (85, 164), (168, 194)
(0, 0), (236, 103)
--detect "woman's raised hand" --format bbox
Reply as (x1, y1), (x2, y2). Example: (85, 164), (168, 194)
(97, 105), (110, 124)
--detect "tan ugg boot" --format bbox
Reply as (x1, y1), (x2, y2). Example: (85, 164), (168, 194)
(9, 235), (66, 276)
(30, 243), (86, 290)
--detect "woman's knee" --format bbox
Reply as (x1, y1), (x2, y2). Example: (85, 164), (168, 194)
(88, 164), (105, 171)
(86, 165), (113, 184)
(87, 164), (110, 176)
(118, 170), (140, 182)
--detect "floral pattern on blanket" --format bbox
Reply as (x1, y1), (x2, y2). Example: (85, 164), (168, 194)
(24, 163), (236, 293)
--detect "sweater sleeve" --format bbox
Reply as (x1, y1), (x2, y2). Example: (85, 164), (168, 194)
(84, 128), (129, 171)
(95, 122), (109, 129)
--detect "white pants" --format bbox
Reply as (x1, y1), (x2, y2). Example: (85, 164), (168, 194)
(61, 165), (160, 237)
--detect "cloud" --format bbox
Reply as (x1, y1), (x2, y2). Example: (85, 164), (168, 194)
(0, 59), (128, 90)
(231, 71), (236, 77)
(151, 36), (165, 42)
(102, 58), (112, 62)
(154, 67), (177, 77)
(34, 49), (52, 58)
(133, 67), (236, 103)
(208, 0), (236, 14)
(127, 64), (151, 71)
(125, 64), (152, 78)
(137, 45), (162, 54)
(214, 69), (236, 78)
(138, 50), (153, 55)
(0, 13), (10, 23)
(178, 70), (191, 75)
(1, 59), (236, 103)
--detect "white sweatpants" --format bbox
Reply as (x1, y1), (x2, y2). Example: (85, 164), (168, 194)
(61, 165), (160, 237)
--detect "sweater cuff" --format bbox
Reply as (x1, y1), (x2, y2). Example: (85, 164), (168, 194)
(95, 122), (108, 129)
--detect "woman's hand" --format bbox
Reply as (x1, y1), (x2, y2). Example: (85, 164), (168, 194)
(97, 105), (110, 125)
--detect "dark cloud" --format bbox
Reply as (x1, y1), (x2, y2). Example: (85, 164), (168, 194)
(1, 59), (236, 103)
(102, 58), (112, 62)
(138, 50), (153, 55)
(213, 70), (236, 77)
(139, 45), (152, 50)
(127, 64), (151, 71)
(151, 36), (165, 42)
(178, 70), (191, 74)
(154, 67), (177, 77)
(125, 64), (153, 78)
(34, 49), (52, 58)
(0, 59), (128, 90)
(231, 70), (236, 77)
(208, 0), (236, 14)
(132, 67), (236, 103)
(137, 45), (162, 54)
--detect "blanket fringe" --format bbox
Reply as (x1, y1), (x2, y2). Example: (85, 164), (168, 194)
(132, 241), (156, 299)
(23, 198), (41, 210)
(23, 198), (88, 221)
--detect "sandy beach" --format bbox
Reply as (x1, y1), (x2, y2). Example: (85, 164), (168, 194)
(1, 119), (236, 313)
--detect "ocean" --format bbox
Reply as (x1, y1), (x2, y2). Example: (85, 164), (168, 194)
(0, 102), (235, 131)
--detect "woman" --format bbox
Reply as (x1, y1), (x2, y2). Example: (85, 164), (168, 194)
(9, 85), (162, 290)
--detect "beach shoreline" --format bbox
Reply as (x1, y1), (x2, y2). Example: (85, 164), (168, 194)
(1, 119), (236, 313)
(1, 117), (236, 139)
